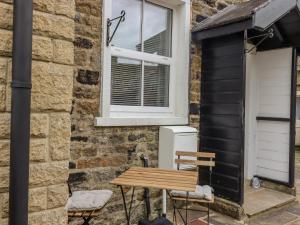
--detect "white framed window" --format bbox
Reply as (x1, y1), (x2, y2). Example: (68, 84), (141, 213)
(96, 0), (190, 126)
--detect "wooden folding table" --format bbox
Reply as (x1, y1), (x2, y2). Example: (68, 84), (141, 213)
(110, 167), (198, 225)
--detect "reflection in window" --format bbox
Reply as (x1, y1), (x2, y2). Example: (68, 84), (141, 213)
(111, 0), (142, 51)
(111, 56), (142, 106)
(296, 97), (300, 120)
(111, 0), (172, 56)
(144, 2), (172, 57)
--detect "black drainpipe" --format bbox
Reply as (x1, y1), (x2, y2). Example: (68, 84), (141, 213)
(9, 0), (33, 224)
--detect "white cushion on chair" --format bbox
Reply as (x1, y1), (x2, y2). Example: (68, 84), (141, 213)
(66, 190), (113, 212)
(171, 185), (213, 201)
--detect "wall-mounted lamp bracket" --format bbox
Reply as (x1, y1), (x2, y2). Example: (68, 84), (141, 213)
(246, 29), (274, 54)
(106, 10), (126, 46)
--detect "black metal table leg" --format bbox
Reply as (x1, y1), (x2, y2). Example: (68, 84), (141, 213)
(207, 203), (210, 225)
(185, 192), (189, 225)
(120, 186), (130, 225)
(167, 190), (186, 225)
(82, 217), (92, 225)
(119, 185), (136, 225)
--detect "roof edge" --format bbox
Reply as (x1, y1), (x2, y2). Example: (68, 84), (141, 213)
(191, 5), (237, 33)
(193, 19), (253, 41)
(193, 0), (300, 41)
(253, 0), (298, 30)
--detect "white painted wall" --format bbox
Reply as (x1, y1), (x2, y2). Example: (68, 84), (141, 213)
(245, 48), (293, 183)
(245, 47), (258, 180)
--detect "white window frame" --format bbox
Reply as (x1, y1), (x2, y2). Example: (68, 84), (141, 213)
(95, 0), (190, 126)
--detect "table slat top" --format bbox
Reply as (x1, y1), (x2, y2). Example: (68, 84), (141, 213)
(110, 167), (198, 192)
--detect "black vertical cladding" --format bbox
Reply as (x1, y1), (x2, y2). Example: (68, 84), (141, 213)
(199, 32), (246, 204)
(9, 0), (33, 224)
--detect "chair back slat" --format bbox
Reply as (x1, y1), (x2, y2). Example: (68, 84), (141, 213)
(175, 159), (215, 167)
(176, 151), (215, 158)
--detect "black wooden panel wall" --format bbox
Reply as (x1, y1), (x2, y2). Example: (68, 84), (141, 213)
(199, 32), (246, 205)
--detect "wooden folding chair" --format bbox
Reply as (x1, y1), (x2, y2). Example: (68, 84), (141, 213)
(170, 151), (215, 225)
(67, 182), (112, 225)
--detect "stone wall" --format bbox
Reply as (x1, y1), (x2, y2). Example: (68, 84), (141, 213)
(0, 0), (75, 224)
(70, 0), (244, 224)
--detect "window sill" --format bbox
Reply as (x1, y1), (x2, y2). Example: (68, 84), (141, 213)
(94, 117), (188, 127)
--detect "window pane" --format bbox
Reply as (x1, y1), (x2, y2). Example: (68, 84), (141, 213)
(297, 97), (300, 120)
(111, 57), (142, 106)
(144, 62), (170, 107)
(111, 0), (142, 51)
(143, 2), (172, 57)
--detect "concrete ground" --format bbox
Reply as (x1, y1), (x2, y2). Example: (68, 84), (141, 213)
(170, 149), (300, 225)
(173, 203), (300, 225)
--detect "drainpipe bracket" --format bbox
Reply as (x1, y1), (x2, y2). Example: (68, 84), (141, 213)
(11, 81), (32, 89)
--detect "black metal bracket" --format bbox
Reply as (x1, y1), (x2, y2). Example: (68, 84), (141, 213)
(11, 81), (32, 89)
(246, 29), (274, 53)
(106, 10), (126, 46)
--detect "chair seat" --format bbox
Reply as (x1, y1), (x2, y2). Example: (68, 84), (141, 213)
(171, 185), (213, 201)
(66, 190), (113, 212)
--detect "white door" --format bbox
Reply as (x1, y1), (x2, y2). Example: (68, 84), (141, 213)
(254, 48), (293, 183)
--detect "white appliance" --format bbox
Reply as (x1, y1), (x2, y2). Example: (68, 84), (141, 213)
(159, 126), (198, 170)
(158, 126), (198, 216)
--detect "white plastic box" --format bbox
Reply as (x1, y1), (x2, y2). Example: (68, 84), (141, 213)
(158, 126), (198, 170)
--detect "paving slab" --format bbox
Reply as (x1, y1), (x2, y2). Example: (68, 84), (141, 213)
(286, 218), (300, 225)
(243, 188), (295, 217)
(287, 204), (300, 217)
(248, 209), (299, 225)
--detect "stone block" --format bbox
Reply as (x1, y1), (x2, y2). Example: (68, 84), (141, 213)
(74, 37), (93, 49)
(0, 219), (8, 225)
(49, 113), (71, 161)
(30, 139), (47, 162)
(33, 11), (74, 41)
(55, 0), (75, 19)
(52, 16), (75, 41)
(0, 3), (13, 30)
(53, 39), (74, 65)
(0, 85), (5, 111)
(33, 11), (52, 36)
(77, 155), (127, 169)
(191, 81), (200, 93)
(76, 69), (99, 85)
(0, 57), (7, 84)
(28, 208), (68, 225)
(75, 14), (101, 39)
(74, 48), (88, 66)
(0, 166), (9, 189)
(30, 61), (73, 112)
(29, 161), (69, 187)
(29, 187), (47, 213)
(31, 114), (49, 138)
(73, 99), (98, 115)
(47, 184), (69, 209)
(75, 0), (101, 17)
(0, 192), (8, 218)
(0, 30), (12, 55)
(33, 0), (55, 13)
(0, 140), (9, 166)
(0, 113), (10, 139)
(73, 84), (99, 99)
(32, 35), (53, 61)
(0, 138), (47, 166)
